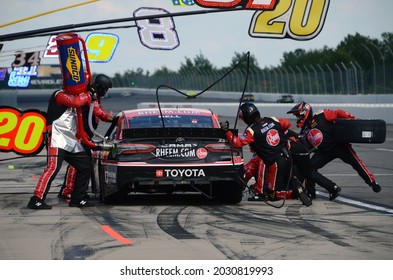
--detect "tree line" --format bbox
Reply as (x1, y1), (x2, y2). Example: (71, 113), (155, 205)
(111, 32), (393, 94)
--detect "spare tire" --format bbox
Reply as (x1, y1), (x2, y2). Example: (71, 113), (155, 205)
(334, 119), (386, 143)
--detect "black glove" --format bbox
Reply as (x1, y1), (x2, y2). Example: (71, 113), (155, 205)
(220, 121), (229, 132)
(111, 116), (119, 125)
(87, 83), (98, 101)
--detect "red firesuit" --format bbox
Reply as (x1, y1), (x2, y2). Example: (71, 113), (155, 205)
(28, 90), (92, 209)
(225, 117), (292, 200)
(295, 105), (380, 194)
(60, 99), (113, 198)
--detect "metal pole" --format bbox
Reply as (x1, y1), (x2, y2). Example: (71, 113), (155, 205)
(340, 62), (350, 94)
(317, 64), (327, 94)
(354, 60), (364, 94)
(349, 61), (358, 94)
(310, 65), (319, 94)
(271, 68), (279, 93)
(281, 67), (290, 94)
(296, 66), (305, 94)
(361, 43), (376, 93)
(289, 66), (298, 94)
(325, 64), (335, 94)
(276, 67), (284, 93)
(335, 63), (344, 94)
(303, 65), (312, 94)
(368, 41), (386, 93)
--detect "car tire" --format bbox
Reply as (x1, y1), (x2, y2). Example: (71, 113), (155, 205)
(334, 119), (386, 143)
(213, 181), (243, 204)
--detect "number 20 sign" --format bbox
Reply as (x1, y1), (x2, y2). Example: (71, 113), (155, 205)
(0, 107), (46, 156)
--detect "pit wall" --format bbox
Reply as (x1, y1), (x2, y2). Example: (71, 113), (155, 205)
(2, 88), (393, 123)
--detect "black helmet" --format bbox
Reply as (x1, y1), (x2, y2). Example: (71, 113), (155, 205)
(239, 102), (260, 126)
(287, 101), (313, 128)
(93, 74), (112, 97)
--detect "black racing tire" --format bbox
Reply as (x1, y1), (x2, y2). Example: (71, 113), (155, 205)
(213, 181), (243, 204)
(334, 119), (386, 144)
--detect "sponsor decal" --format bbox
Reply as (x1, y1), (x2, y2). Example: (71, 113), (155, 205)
(156, 169), (164, 177)
(196, 148), (208, 159)
(66, 47), (81, 83)
(307, 128), (323, 147)
(154, 143), (197, 158)
(155, 168), (206, 178)
(261, 122), (275, 133)
(104, 170), (117, 184)
(266, 129), (280, 146)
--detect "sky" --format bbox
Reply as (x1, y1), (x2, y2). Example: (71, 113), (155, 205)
(0, 0), (393, 76)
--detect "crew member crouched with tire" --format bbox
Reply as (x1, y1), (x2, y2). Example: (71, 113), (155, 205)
(287, 101), (381, 197)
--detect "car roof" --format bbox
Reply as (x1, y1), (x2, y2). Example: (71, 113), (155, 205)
(122, 108), (214, 118)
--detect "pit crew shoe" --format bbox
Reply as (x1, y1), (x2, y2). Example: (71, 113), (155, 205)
(58, 193), (71, 202)
(248, 193), (269, 201)
(297, 187), (312, 207)
(329, 186), (341, 201)
(69, 199), (95, 208)
(369, 182), (381, 193)
(27, 196), (52, 210)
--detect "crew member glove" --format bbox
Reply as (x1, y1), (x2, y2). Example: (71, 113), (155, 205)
(87, 83), (98, 101)
(111, 116), (119, 125)
(220, 121), (229, 132)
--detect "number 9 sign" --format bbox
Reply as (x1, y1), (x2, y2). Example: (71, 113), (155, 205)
(0, 106), (47, 156)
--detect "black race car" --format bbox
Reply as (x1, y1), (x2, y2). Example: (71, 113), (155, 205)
(92, 108), (245, 204)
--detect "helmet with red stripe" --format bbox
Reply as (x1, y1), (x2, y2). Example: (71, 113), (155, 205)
(287, 101), (313, 128)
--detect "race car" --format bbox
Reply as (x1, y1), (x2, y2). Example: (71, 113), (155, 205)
(91, 108), (245, 204)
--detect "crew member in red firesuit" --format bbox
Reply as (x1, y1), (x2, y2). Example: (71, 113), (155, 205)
(287, 101), (381, 197)
(27, 88), (94, 209)
(58, 74), (114, 201)
(286, 129), (341, 201)
(220, 103), (292, 201)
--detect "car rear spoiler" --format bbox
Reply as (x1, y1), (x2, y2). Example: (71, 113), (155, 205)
(122, 128), (238, 139)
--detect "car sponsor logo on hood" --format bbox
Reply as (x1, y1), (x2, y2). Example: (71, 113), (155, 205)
(155, 169), (206, 178)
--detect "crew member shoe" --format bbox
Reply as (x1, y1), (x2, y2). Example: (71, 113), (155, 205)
(69, 199), (95, 208)
(297, 187), (312, 207)
(329, 186), (341, 201)
(369, 182), (381, 193)
(58, 193), (71, 202)
(27, 196), (52, 210)
(248, 193), (269, 201)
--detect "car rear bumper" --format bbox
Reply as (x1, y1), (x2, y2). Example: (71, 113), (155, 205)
(101, 162), (244, 194)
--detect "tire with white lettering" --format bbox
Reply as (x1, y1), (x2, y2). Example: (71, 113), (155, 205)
(214, 181), (243, 204)
(99, 171), (127, 204)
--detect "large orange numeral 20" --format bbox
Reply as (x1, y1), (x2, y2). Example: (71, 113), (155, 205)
(0, 107), (46, 155)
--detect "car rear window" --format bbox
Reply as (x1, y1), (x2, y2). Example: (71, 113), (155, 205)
(128, 115), (214, 128)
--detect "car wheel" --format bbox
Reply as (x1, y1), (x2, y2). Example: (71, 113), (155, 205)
(91, 157), (101, 199)
(213, 181), (243, 204)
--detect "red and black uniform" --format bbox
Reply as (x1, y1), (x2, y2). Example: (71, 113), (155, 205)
(243, 151), (266, 195)
(60, 99), (112, 198)
(32, 90), (92, 204)
(226, 117), (292, 199)
(287, 131), (337, 194)
(301, 109), (376, 187)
